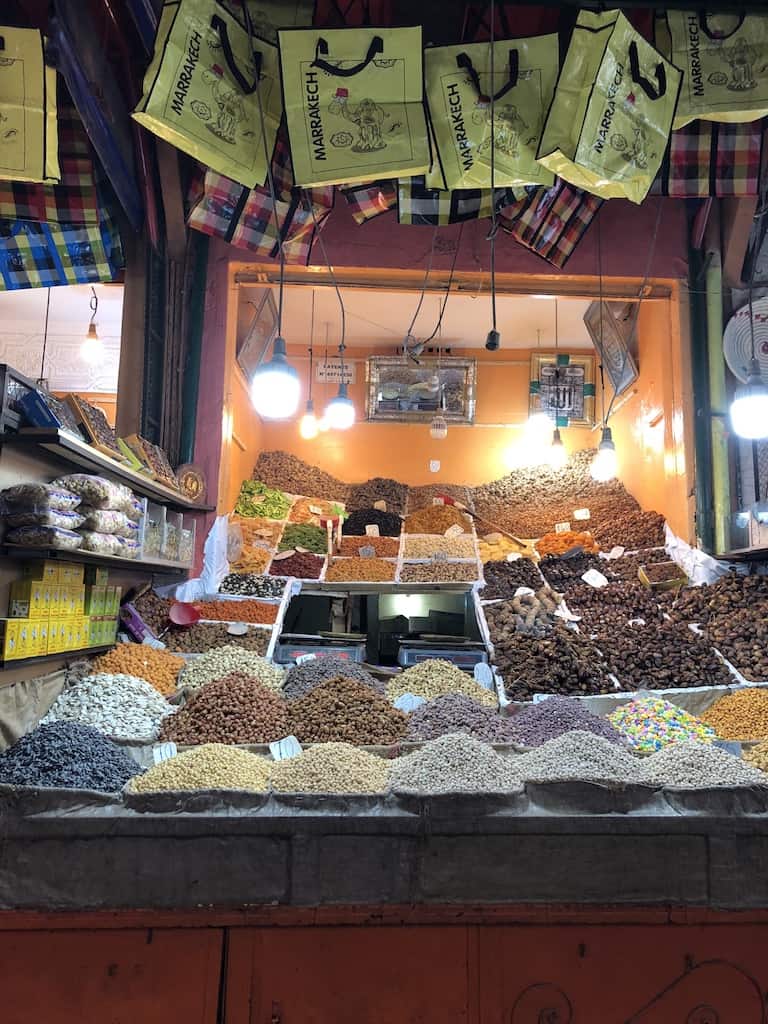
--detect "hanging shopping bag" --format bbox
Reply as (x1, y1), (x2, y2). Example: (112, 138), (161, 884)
(133, 0), (282, 188)
(662, 13), (768, 128)
(218, 1), (314, 43)
(425, 36), (558, 190)
(0, 27), (60, 184)
(397, 176), (528, 226)
(339, 179), (397, 222)
(650, 119), (764, 198)
(278, 26), (429, 187)
(537, 10), (682, 204)
(499, 179), (603, 269)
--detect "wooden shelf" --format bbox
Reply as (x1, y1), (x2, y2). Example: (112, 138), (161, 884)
(1, 544), (191, 574)
(0, 644), (112, 668)
(1, 429), (214, 512)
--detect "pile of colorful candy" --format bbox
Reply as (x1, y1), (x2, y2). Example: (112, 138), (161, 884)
(607, 696), (716, 753)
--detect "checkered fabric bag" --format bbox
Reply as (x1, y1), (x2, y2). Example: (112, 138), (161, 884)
(339, 180), (397, 224)
(397, 176), (529, 226)
(650, 120), (764, 198)
(499, 179), (602, 269)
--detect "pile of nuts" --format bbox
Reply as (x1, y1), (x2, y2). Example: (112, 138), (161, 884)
(41, 673), (176, 742)
(566, 580), (665, 627)
(744, 738), (768, 773)
(492, 626), (613, 701)
(339, 535), (400, 557)
(400, 561), (478, 583)
(390, 732), (521, 794)
(536, 530), (598, 557)
(269, 551), (325, 578)
(591, 509), (666, 551)
(343, 508), (402, 537)
(639, 740), (766, 788)
(219, 573), (286, 598)
(484, 587), (562, 640)
(700, 688), (768, 740)
(403, 505), (471, 534)
(347, 477), (409, 515)
(288, 677), (408, 745)
(283, 656), (385, 701)
(481, 559), (543, 598)
(133, 590), (172, 634)
(93, 644), (183, 697)
(407, 484), (473, 512)
(407, 694), (517, 743)
(707, 608), (768, 682)
(609, 548), (670, 582)
(253, 451), (349, 502)
(539, 553), (614, 592)
(194, 599), (278, 624)
(160, 674), (288, 745)
(163, 622), (270, 656)
(269, 742), (389, 793)
(289, 498), (343, 523)
(660, 573), (768, 626)
(515, 730), (641, 785)
(387, 659), (498, 707)
(508, 695), (625, 748)
(179, 645), (284, 693)
(403, 535), (476, 559)
(129, 743), (271, 793)
(326, 557), (396, 582)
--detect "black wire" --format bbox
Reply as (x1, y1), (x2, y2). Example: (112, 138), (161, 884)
(308, 196), (346, 360)
(308, 289), (315, 402)
(255, 42), (287, 338)
(424, 224), (464, 345)
(38, 286), (51, 382)
(405, 226), (440, 339)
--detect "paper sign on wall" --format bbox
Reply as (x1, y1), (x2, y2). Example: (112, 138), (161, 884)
(316, 360), (355, 385)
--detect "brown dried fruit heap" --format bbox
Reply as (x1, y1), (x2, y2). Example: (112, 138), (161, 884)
(160, 673), (288, 745)
(289, 676), (408, 746)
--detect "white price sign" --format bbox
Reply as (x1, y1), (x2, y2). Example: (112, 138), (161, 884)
(555, 521), (571, 534)
(316, 360), (355, 385)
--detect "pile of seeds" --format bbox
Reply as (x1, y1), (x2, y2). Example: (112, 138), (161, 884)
(390, 733), (521, 794)
(343, 508), (402, 536)
(219, 573), (286, 598)
(194, 599), (278, 624)
(133, 590), (172, 633)
(289, 677), (408, 745)
(347, 477), (409, 515)
(403, 535), (476, 559)
(234, 480), (291, 519)
(278, 522), (328, 553)
(283, 656), (385, 701)
(41, 673), (175, 742)
(404, 505), (471, 534)
(400, 562), (478, 583)
(339, 535), (400, 557)
(515, 730), (641, 785)
(179, 646), (284, 693)
(326, 557), (396, 582)
(408, 484), (473, 512)
(608, 696), (716, 752)
(406, 694), (518, 743)
(270, 742), (389, 793)
(0, 722), (143, 792)
(700, 688), (768, 741)
(269, 551), (325, 578)
(129, 744), (271, 793)
(492, 627), (613, 701)
(160, 674), (288, 745)
(481, 558), (543, 598)
(387, 659), (497, 707)
(508, 695), (625, 748)
(253, 451), (349, 502)
(640, 741), (767, 788)
(93, 644), (183, 697)
(163, 622), (270, 655)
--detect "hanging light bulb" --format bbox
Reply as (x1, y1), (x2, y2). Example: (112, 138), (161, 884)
(325, 381), (355, 430)
(251, 335), (300, 420)
(299, 398), (319, 439)
(591, 426), (618, 482)
(80, 287), (102, 364)
(730, 358), (768, 440)
(549, 428), (568, 469)
(525, 411), (553, 443)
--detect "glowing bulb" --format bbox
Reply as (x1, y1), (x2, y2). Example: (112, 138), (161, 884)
(525, 410), (553, 443)
(250, 337), (300, 420)
(430, 414), (448, 440)
(299, 400), (319, 440)
(590, 427), (617, 482)
(80, 323), (102, 364)
(324, 382), (355, 430)
(548, 429), (568, 469)
(730, 360), (768, 439)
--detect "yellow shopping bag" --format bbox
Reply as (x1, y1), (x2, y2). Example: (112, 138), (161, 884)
(133, 0), (282, 189)
(0, 27), (60, 183)
(538, 10), (681, 204)
(425, 36), (558, 190)
(663, 13), (768, 128)
(278, 27), (429, 187)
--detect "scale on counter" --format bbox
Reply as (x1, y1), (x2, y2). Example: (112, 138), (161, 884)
(274, 632), (367, 665)
(397, 636), (488, 670)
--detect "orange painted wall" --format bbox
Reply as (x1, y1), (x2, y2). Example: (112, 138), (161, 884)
(221, 367), (262, 512)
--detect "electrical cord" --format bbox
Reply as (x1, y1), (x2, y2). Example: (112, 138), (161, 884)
(424, 223), (464, 345)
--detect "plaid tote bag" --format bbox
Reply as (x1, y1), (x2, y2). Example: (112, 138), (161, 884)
(398, 176), (528, 226)
(339, 180), (397, 224)
(499, 179), (602, 269)
(651, 120), (764, 198)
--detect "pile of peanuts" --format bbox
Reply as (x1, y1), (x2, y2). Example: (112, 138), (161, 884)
(701, 688), (768, 741)
(404, 505), (472, 534)
(325, 557), (396, 582)
(194, 599), (278, 624)
(128, 744), (272, 793)
(161, 673), (288, 745)
(93, 644), (183, 697)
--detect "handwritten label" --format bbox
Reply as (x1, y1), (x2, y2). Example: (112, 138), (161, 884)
(444, 524), (464, 539)
(227, 622), (249, 635)
(365, 524), (380, 537)
(555, 521), (571, 534)
(358, 546), (376, 558)
(581, 568), (609, 588)
(394, 693), (426, 712)
(152, 742), (177, 764)
(608, 545), (626, 560)
(431, 552), (449, 562)
(373, 500), (387, 512)
(272, 550), (295, 561)
(295, 546), (310, 554)
(255, 528), (274, 538)
(309, 505), (323, 515)
(506, 553), (522, 562)
(432, 497), (446, 506)
(573, 508), (591, 521)
(269, 735), (303, 761)
(514, 586), (535, 598)
(295, 653), (317, 665)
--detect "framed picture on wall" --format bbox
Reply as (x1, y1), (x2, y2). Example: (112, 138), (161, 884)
(529, 353), (596, 427)
(237, 289), (278, 380)
(365, 357), (476, 423)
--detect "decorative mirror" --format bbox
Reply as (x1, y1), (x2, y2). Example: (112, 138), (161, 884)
(366, 357), (476, 423)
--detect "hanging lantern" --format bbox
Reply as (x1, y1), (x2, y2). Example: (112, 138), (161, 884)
(430, 414), (448, 440)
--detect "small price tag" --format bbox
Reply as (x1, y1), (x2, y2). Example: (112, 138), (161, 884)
(269, 735), (303, 761)
(555, 521), (571, 534)
(373, 500), (387, 512)
(152, 741), (177, 764)
(255, 528), (274, 538)
(226, 622), (249, 635)
(394, 693), (426, 712)
(607, 545), (626, 560)
(309, 505), (323, 515)
(506, 553), (521, 562)
(581, 568), (609, 588)
(573, 508), (591, 521)
(514, 586), (535, 598)
(432, 497), (446, 506)
(295, 546), (310, 554)
(473, 662), (493, 688)
(358, 545), (376, 558)
(365, 524), (380, 537)
(444, 524), (464, 538)
(142, 635), (166, 649)
(295, 653), (317, 665)
(431, 551), (449, 562)
(714, 739), (743, 757)
(628, 617), (646, 627)
(272, 549), (295, 561)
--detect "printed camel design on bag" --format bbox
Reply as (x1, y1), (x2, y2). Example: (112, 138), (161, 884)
(707, 37), (765, 92)
(610, 126), (654, 170)
(192, 69), (254, 146)
(472, 102), (535, 160)
(328, 93), (388, 152)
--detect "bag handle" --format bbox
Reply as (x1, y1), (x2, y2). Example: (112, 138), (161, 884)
(628, 41), (666, 101)
(456, 49), (519, 103)
(311, 35), (384, 77)
(210, 14), (262, 95)
(699, 13), (746, 41)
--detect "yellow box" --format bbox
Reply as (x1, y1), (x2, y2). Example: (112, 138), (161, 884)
(8, 580), (46, 619)
(47, 620), (59, 654)
(27, 621), (39, 656)
(72, 585), (86, 616)
(60, 562), (84, 585)
(16, 620), (30, 656)
(38, 621), (48, 655)
(22, 560), (59, 583)
(48, 584), (60, 617)
(1, 620), (20, 661)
